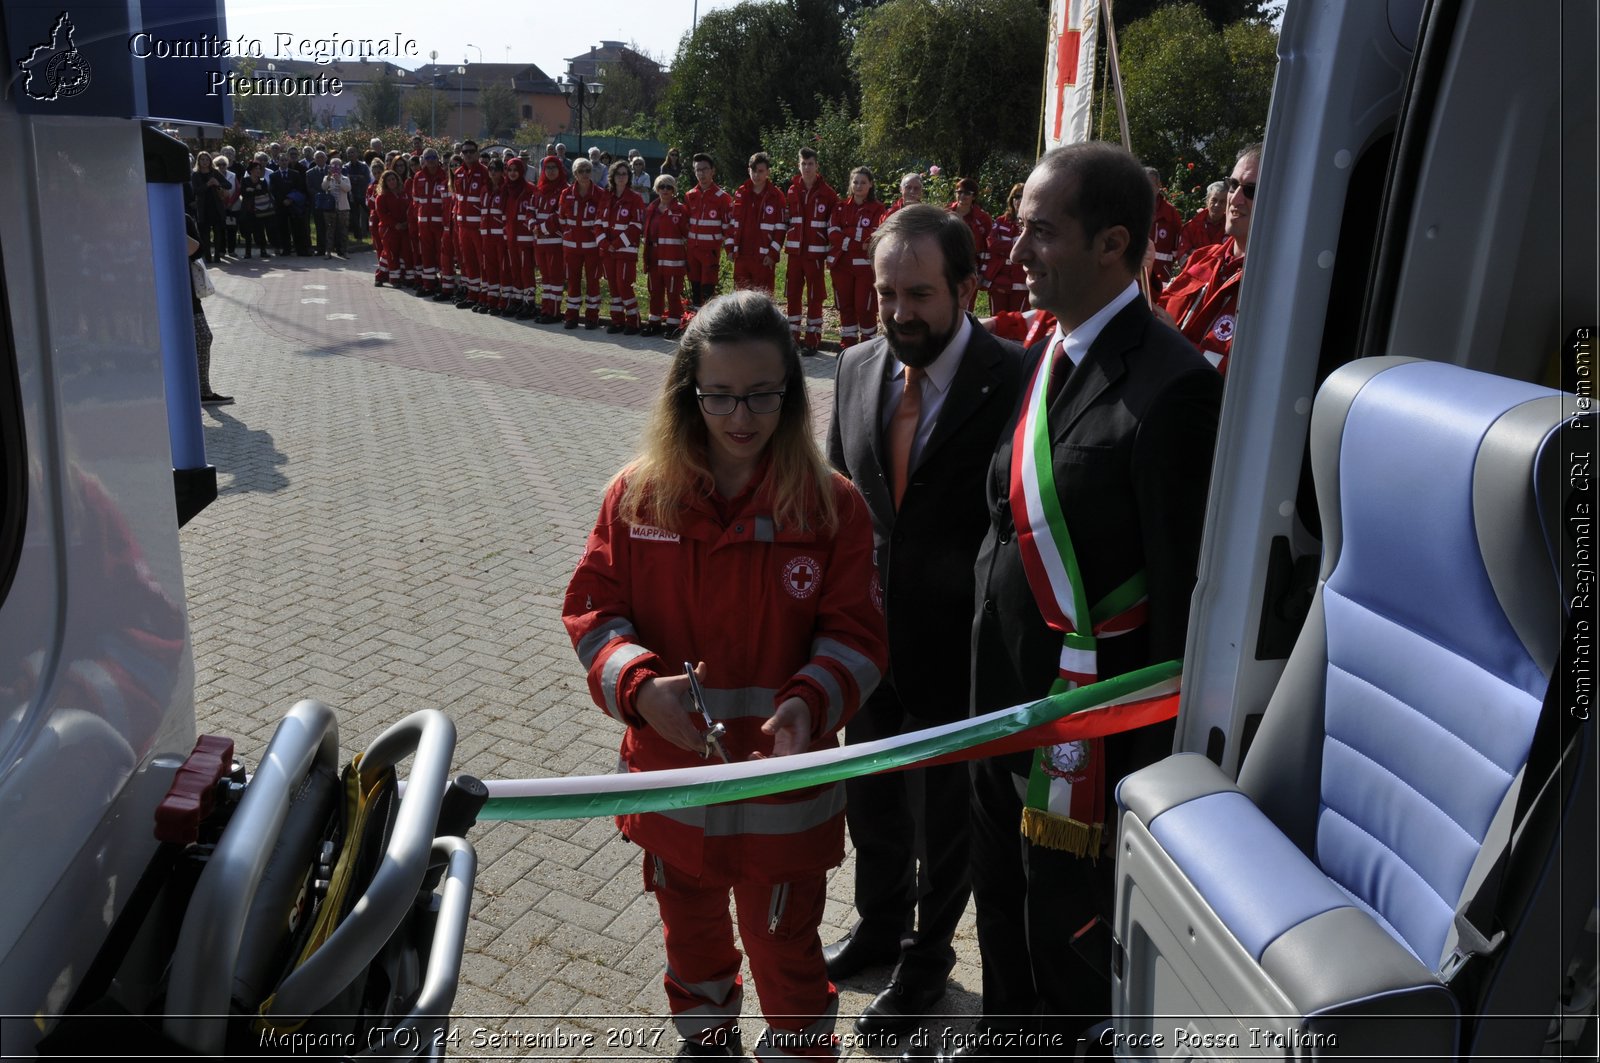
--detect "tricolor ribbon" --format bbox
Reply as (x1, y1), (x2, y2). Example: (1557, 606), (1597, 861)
(476, 662), (1180, 822)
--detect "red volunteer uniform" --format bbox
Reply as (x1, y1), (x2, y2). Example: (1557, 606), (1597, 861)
(783, 176), (839, 350)
(827, 197), (886, 349)
(948, 202), (994, 311)
(983, 214), (1027, 315)
(558, 183), (608, 326)
(1156, 236), (1244, 375)
(365, 180), (383, 260)
(374, 189), (412, 285)
(479, 183), (512, 311)
(532, 157), (568, 320)
(601, 186), (646, 330)
(503, 163), (535, 312)
(683, 182), (733, 295)
(1149, 191), (1183, 291)
(642, 197), (690, 329)
(453, 160), (491, 304)
(1176, 208), (1226, 263)
(563, 470), (886, 1058)
(728, 179), (787, 293)
(413, 166), (452, 296)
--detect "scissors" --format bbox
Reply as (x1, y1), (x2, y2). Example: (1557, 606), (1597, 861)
(682, 661), (729, 763)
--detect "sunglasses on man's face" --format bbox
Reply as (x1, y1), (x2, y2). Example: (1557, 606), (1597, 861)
(1226, 176), (1257, 200)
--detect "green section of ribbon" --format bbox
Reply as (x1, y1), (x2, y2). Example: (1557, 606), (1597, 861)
(481, 660), (1181, 822)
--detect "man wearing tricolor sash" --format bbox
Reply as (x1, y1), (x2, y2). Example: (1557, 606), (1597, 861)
(959, 143), (1222, 1058)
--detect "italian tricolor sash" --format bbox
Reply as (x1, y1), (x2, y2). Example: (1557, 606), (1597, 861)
(1006, 345), (1178, 856)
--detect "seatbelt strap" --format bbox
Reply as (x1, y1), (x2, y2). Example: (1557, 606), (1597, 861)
(1443, 608), (1579, 980)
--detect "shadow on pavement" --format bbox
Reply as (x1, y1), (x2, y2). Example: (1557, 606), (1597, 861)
(203, 407), (289, 495)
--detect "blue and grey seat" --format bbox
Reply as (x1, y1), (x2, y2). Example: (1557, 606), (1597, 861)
(1112, 358), (1588, 1059)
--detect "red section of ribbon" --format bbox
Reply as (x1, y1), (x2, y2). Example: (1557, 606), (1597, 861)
(893, 691), (1180, 773)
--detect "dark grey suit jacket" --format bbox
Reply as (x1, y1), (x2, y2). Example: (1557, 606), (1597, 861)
(827, 315), (1024, 721)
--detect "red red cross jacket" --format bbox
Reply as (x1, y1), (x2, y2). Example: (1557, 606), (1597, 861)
(1150, 192), (1183, 284)
(948, 202), (994, 274)
(558, 183), (609, 251)
(643, 198), (691, 269)
(728, 180), (787, 260)
(1156, 236), (1244, 374)
(1177, 208), (1226, 262)
(984, 213), (1024, 291)
(683, 182), (733, 255)
(827, 197), (886, 268)
(600, 186), (646, 255)
(452, 161), (490, 222)
(563, 468), (887, 883)
(412, 168), (450, 226)
(784, 176), (839, 257)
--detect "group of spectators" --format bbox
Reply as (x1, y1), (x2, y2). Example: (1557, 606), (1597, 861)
(188, 142), (370, 263)
(562, 140), (1260, 1062)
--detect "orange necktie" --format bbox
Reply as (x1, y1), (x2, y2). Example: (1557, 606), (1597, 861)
(889, 366), (923, 510)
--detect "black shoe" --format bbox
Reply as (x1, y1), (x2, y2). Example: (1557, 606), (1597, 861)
(433, 291), (454, 302)
(584, 320), (600, 330)
(374, 277), (383, 287)
(563, 318), (580, 330)
(823, 926), (904, 981)
(624, 324), (640, 336)
(200, 392), (234, 407)
(606, 322), (624, 334)
(473, 304), (489, 314)
(661, 325), (681, 340)
(675, 1032), (741, 1059)
(515, 306), (536, 320)
(856, 979), (947, 1036)
(456, 299), (475, 310)
(640, 322), (662, 336)
(901, 1044), (989, 1063)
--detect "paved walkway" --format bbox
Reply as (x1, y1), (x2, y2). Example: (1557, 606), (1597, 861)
(184, 253), (983, 1059)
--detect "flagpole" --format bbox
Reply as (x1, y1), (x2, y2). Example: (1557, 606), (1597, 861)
(1099, 0), (1151, 305)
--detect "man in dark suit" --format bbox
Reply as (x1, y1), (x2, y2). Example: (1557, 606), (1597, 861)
(951, 143), (1223, 1060)
(825, 204), (1024, 1036)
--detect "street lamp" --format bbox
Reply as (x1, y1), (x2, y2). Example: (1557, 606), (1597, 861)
(556, 73), (603, 156)
(429, 50), (438, 136)
(456, 64), (466, 139)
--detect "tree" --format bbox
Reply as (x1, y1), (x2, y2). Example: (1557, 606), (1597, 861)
(662, 0), (851, 180)
(852, 0), (1046, 179)
(478, 81), (518, 140)
(405, 86), (451, 138)
(1115, 3), (1277, 183)
(1111, 0), (1274, 30)
(761, 96), (864, 191)
(352, 71), (402, 129)
(590, 45), (670, 135)
(230, 59), (312, 132)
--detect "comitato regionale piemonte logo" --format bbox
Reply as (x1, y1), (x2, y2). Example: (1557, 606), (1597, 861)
(17, 12), (94, 101)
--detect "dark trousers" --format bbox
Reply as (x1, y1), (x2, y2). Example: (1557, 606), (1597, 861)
(969, 748), (1111, 1045)
(842, 683), (971, 984)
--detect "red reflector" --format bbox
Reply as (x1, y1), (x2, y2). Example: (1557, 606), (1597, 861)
(154, 735), (235, 844)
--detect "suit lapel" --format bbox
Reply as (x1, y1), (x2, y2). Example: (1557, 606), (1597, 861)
(1050, 300), (1147, 444)
(861, 343), (892, 475)
(920, 317), (1003, 466)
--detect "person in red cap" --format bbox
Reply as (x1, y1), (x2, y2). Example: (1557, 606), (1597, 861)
(532, 155), (569, 323)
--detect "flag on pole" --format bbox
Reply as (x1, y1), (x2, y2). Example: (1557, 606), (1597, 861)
(1043, 0), (1100, 148)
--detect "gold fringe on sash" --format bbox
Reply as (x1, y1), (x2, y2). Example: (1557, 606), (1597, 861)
(1021, 806), (1103, 860)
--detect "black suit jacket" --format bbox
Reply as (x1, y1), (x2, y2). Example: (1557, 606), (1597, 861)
(828, 316), (1024, 721)
(971, 297), (1222, 770)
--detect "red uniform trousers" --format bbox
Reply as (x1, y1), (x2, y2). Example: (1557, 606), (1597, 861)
(647, 264), (686, 326)
(417, 223), (452, 295)
(537, 240), (566, 317)
(381, 226), (412, 285)
(480, 232), (509, 308)
(831, 263), (875, 349)
(408, 220), (422, 287)
(511, 236), (537, 306)
(647, 854), (837, 1059)
(605, 252), (640, 327)
(784, 254), (827, 348)
(457, 222), (485, 303)
(733, 253), (775, 294)
(687, 246), (721, 289)
(987, 285), (1028, 314)
(565, 247), (603, 324)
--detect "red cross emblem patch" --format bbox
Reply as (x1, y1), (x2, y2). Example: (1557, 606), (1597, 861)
(782, 556), (822, 600)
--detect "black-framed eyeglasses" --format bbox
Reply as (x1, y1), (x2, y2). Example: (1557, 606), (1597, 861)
(1226, 177), (1257, 200)
(695, 390), (786, 415)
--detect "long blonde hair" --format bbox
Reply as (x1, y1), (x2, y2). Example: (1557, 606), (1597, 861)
(618, 291), (839, 535)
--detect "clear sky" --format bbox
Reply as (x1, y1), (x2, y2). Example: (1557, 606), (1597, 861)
(220, 0), (736, 78)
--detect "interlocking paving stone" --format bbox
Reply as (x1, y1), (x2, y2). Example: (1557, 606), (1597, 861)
(184, 255), (981, 1058)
